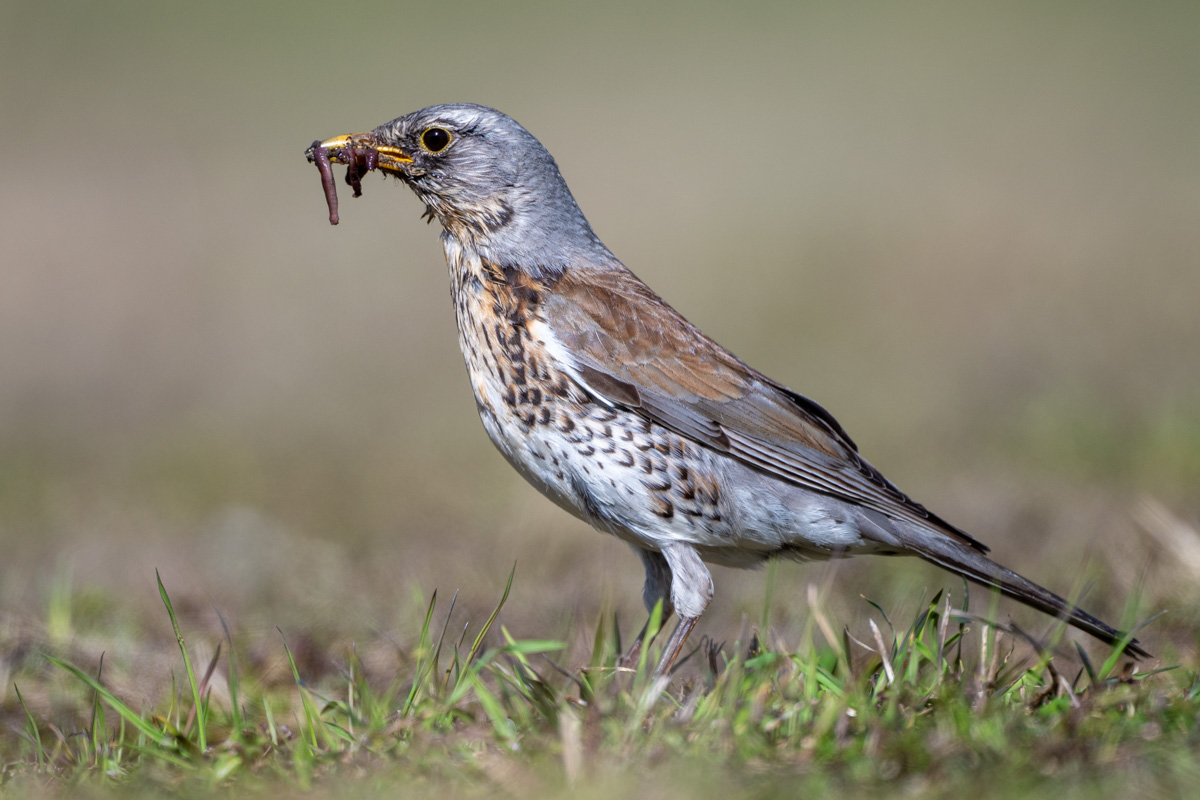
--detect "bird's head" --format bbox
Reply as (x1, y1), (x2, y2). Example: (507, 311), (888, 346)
(305, 104), (611, 277)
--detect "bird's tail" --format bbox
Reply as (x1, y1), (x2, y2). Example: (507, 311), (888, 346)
(898, 531), (1149, 659)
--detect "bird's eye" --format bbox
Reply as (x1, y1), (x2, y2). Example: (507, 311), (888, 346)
(421, 127), (452, 154)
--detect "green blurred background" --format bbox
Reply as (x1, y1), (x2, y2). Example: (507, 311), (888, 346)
(1, 0), (1198, 686)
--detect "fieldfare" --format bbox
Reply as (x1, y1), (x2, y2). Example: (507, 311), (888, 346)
(305, 104), (1147, 674)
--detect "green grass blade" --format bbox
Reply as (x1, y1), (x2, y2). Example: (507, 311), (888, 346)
(430, 590), (460, 699)
(157, 570), (206, 751)
(471, 673), (519, 747)
(1096, 610), (1166, 681)
(263, 695), (278, 746)
(637, 600), (665, 678)
(278, 628), (326, 749)
(760, 558), (779, 635)
(217, 609), (244, 736)
(401, 588), (440, 717)
(469, 565), (516, 668)
(45, 655), (171, 749)
(14, 684), (46, 768)
(88, 652), (105, 758)
(503, 638), (567, 655)
(456, 565), (515, 689)
(589, 610), (611, 669)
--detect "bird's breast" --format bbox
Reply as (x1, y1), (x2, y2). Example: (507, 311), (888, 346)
(439, 239), (871, 560)
(442, 241), (708, 540)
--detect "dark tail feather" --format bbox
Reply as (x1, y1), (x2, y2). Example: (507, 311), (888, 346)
(905, 535), (1150, 659)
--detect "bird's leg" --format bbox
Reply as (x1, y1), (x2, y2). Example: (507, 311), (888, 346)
(619, 606), (675, 669)
(655, 616), (699, 676)
(618, 548), (674, 669)
(617, 621), (650, 669)
(654, 542), (713, 677)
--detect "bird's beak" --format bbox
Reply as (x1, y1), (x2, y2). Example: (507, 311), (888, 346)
(303, 133), (413, 173)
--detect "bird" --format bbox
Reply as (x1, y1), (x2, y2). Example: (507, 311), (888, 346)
(304, 103), (1147, 674)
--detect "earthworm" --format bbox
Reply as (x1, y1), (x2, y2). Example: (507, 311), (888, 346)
(344, 145), (378, 198)
(344, 150), (364, 197)
(310, 140), (339, 225)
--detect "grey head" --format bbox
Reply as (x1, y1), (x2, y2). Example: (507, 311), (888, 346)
(368, 104), (614, 277)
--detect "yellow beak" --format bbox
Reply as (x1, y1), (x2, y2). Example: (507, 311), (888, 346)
(304, 133), (413, 173)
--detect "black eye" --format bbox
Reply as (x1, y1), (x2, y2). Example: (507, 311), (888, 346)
(421, 127), (452, 153)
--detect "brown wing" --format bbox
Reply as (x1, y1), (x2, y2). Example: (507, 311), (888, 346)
(544, 263), (989, 554)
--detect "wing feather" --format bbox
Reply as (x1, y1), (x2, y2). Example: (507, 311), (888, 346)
(544, 264), (989, 554)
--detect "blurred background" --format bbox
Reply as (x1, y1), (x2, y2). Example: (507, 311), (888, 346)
(1, 1), (1197, 701)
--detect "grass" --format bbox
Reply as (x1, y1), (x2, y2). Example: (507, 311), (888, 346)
(2, 567), (1195, 798)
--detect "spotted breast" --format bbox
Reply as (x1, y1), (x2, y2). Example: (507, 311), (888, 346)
(443, 237), (737, 548)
